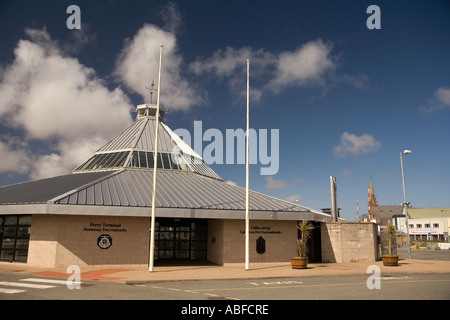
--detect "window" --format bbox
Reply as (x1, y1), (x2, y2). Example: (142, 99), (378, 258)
(130, 151), (139, 167)
(433, 223), (439, 228)
(111, 152), (129, 167)
(147, 152), (155, 168)
(416, 224), (422, 228)
(425, 224), (430, 228)
(156, 153), (163, 169)
(75, 150), (221, 180)
(75, 152), (129, 171)
(161, 153), (171, 169)
(138, 151), (148, 168)
(0, 215), (32, 262)
(170, 154), (180, 170)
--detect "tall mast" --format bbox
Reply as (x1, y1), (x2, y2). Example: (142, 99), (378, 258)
(149, 44), (164, 272)
(245, 58), (250, 271)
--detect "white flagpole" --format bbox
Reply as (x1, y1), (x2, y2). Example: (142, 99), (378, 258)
(245, 58), (250, 271)
(149, 44), (164, 272)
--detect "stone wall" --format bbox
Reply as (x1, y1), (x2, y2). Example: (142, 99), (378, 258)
(208, 219), (298, 265)
(28, 215), (376, 267)
(28, 215), (298, 267)
(28, 214), (150, 268)
(321, 222), (378, 263)
(207, 219), (224, 265)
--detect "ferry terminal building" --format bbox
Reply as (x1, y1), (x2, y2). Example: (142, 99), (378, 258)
(0, 104), (377, 268)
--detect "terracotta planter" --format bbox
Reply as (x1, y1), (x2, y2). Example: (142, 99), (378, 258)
(382, 255), (399, 266)
(291, 257), (308, 269)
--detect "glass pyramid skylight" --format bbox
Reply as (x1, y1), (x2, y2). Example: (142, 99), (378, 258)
(73, 104), (222, 181)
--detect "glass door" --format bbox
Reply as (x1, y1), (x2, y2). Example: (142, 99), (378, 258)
(158, 225), (175, 259)
(174, 225), (190, 259)
(156, 224), (190, 259)
(154, 219), (207, 261)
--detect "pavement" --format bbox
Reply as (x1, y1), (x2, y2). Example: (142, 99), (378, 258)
(1, 255), (449, 284)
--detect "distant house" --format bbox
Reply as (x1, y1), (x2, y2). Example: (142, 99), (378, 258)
(371, 205), (403, 226)
(406, 208), (450, 241)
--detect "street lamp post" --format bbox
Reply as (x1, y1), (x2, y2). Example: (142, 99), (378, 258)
(400, 149), (412, 259)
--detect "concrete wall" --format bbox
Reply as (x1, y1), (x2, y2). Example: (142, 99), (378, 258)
(207, 219), (224, 265)
(28, 215), (150, 268)
(321, 222), (378, 263)
(28, 215), (298, 267)
(28, 215), (377, 267)
(207, 219), (298, 265)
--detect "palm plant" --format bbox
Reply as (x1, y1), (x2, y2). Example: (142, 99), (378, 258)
(385, 222), (397, 256)
(297, 220), (313, 258)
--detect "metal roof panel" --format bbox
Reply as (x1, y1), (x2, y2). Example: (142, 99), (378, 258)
(51, 170), (311, 213)
(0, 171), (113, 205)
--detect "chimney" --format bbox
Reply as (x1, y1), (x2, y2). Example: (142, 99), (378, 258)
(330, 176), (338, 222)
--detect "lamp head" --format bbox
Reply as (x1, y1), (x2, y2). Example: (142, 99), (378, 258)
(403, 150), (412, 154)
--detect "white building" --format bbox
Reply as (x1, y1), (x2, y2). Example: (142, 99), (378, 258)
(406, 208), (450, 241)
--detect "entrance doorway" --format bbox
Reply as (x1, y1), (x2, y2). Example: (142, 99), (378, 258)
(298, 220), (322, 262)
(308, 221), (322, 262)
(154, 218), (207, 261)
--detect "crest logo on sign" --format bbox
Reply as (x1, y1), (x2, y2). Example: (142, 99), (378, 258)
(97, 234), (112, 249)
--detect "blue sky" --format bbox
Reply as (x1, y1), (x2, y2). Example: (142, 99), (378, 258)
(0, 0), (449, 221)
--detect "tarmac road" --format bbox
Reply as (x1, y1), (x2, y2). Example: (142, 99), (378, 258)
(1, 245), (449, 303)
(0, 271), (449, 301)
(398, 246), (450, 261)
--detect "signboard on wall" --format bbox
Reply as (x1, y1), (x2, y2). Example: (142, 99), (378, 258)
(83, 222), (127, 233)
(240, 225), (281, 235)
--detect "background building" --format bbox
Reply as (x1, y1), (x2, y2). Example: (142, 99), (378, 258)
(365, 179), (450, 243)
(406, 208), (450, 241)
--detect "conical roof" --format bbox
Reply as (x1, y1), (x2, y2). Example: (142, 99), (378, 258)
(0, 104), (329, 222)
(73, 104), (222, 181)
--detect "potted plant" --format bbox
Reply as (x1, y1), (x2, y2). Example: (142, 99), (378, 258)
(291, 220), (313, 269)
(382, 222), (399, 266)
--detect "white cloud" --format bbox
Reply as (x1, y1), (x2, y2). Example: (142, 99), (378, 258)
(29, 136), (109, 180)
(190, 46), (274, 78)
(115, 23), (206, 111)
(341, 169), (353, 177)
(285, 194), (302, 203)
(265, 176), (291, 189)
(189, 38), (355, 101)
(266, 39), (337, 93)
(334, 132), (381, 157)
(294, 177), (306, 186)
(0, 28), (133, 179)
(189, 46), (274, 103)
(436, 87), (450, 105)
(0, 138), (31, 175)
(225, 180), (238, 186)
(420, 87), (450, 113)
(160, 1), (183, 34)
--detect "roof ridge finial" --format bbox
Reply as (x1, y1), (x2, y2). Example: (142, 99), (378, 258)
(145, 80), (157, 104)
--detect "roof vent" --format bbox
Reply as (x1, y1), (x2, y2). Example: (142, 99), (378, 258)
(136, 104), (166, 122)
